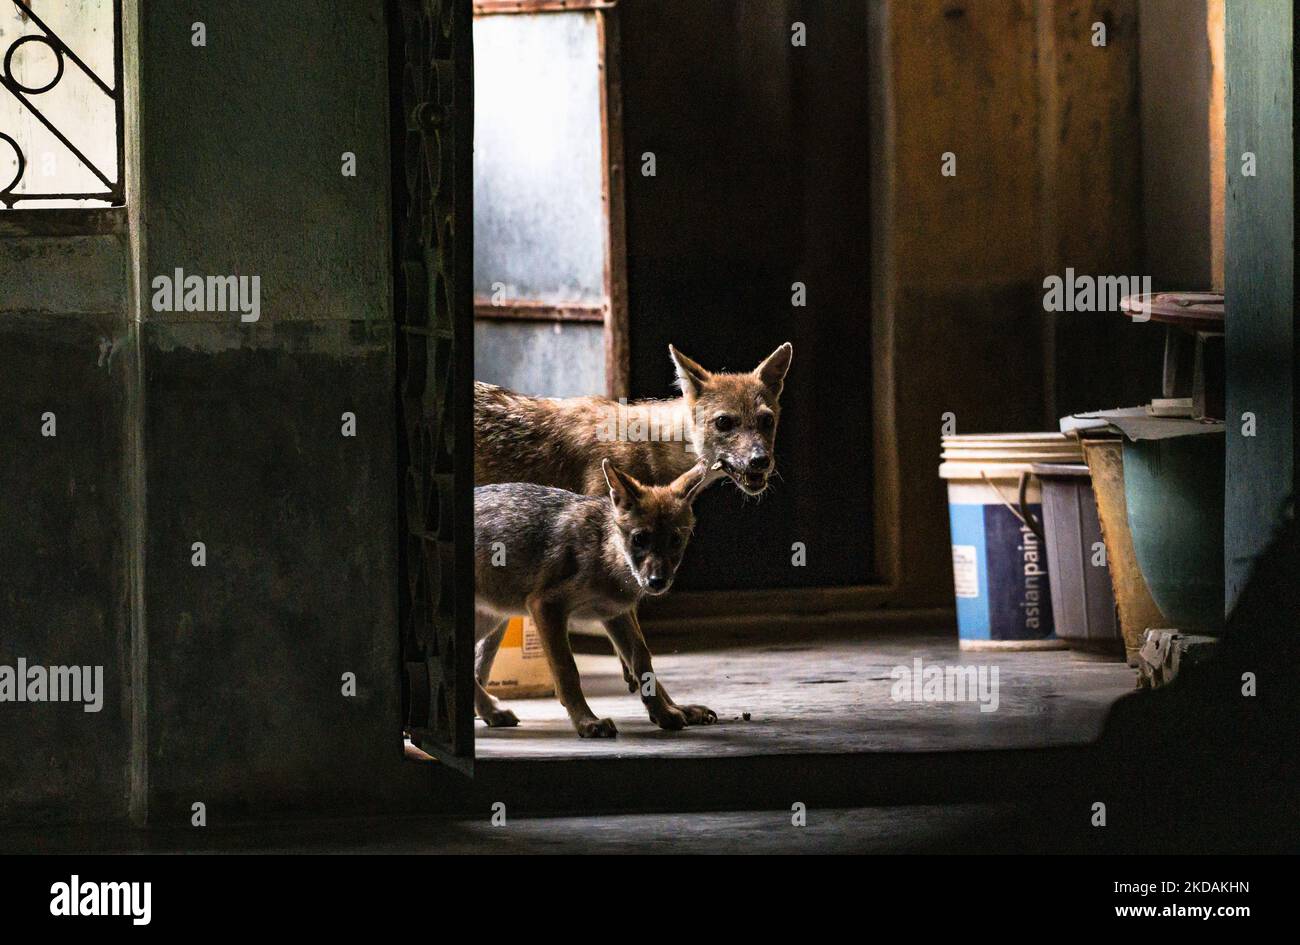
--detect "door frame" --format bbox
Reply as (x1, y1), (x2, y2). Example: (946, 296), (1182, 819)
(390, 0), (477, 771)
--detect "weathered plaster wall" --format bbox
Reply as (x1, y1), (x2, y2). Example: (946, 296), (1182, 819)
(0, 233), (133, 824)
(137, 4), (391, 325)
(1, 0), (430, 829)
(134, 1), (407, 822)
(139, 322), (401, 819)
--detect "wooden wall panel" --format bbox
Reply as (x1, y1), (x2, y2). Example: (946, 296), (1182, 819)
(875, 0), (1158, 605)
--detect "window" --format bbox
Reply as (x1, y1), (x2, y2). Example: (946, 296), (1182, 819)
(471, 0), (627, 398)
(0, 0), (123, 209)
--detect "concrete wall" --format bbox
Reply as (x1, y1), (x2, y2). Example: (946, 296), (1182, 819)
(1, 0), (425, 828)
(0, 232), (134, 824)
(134, 1), (406, 823)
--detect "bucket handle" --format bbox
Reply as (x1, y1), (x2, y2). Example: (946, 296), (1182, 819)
(979, 470), (1047, 546)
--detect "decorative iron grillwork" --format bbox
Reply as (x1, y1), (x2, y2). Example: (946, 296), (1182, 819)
(390, 0), (475, 767)
(0, 0), (124, 207)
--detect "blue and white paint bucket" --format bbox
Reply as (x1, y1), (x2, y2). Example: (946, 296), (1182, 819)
(940, 434), (1082, 650)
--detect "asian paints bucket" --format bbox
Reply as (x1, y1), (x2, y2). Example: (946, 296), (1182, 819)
(940, 434), (1083, 650)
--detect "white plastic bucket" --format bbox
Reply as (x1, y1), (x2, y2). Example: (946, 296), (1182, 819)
(940, 434), (1083, 650)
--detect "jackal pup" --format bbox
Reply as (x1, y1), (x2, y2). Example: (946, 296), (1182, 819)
(474, 459), (713, 738)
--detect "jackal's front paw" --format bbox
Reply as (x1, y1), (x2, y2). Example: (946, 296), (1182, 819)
(576, 717), (618, 739)
(678, 704), (718, 725)
(648, 703), (688, 731)
(481, 706), (519, 728)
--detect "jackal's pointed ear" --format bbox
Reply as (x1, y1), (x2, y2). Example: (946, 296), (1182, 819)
(753, 342), (793, 396)
(602, 458), (642, 510)
(672, 462), (711, 504)
(668, 345), (711, 402)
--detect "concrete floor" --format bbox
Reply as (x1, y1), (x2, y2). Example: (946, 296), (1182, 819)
(9, 631), (1287, 855)
(1, 802), (1093, 854)
(205, 804), (1050, 853)
(473, 631), (1137, 759)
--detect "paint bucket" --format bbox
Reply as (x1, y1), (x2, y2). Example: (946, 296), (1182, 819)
(940, 434), (1083, 650)
(1029, 463), (1124, 661)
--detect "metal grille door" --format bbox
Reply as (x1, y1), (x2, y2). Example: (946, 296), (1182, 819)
(390, 0), (474, 769)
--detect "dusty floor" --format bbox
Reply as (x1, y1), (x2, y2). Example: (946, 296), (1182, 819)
(473, 631), (1137, 758)
(3, 802), (1100, 854)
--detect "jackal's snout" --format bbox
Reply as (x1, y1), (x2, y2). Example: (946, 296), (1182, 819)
(669, 342), (792, 496)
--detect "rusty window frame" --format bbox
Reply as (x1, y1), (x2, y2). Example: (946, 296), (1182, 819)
(471, 0), (628, 398)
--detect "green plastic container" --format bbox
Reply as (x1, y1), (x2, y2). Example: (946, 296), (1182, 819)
(1121, 434), (1225, 634)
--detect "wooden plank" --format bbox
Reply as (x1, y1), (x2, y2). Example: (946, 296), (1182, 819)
(878, 0), (1046, 606)
(1037, 0), (1144, 421)
(473, 299), (606, 322)
(475, 0), (614, 14)
(639, 584), (913, 622)
(1209, 0), (1227, 291)
(598, 7), (630, 399)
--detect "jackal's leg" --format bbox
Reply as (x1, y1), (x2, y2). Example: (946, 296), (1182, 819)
(619, 652), (639, 693)
(475, 615), (509, 684)
(473, 613), (518, 727)
(629, 608), (716, 724)
(528, 598), (616, 738)
(616, 607), (646, 693)
(605, 611), (717, 729)
(616, 605), (642, 696)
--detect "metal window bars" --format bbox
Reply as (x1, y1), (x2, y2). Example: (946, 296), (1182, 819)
(0, 0), (124, 207)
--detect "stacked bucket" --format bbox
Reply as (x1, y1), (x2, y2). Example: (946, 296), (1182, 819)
(940, 433), (1122, 657)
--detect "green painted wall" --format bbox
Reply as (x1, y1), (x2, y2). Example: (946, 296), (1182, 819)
(1224, 0), (1295, 614)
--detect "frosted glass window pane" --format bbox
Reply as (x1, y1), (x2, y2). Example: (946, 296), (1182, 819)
(475, 320), (606, 398)
(472, 12), (608, 305)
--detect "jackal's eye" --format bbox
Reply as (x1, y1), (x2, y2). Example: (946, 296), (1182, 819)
(630, 530), (651, 551)
(757, 411), (775, 432)
(668, 531), (684, 551)
(714, 414), (736, 432)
